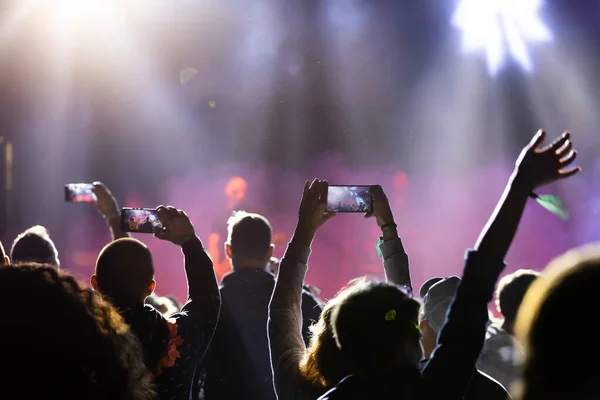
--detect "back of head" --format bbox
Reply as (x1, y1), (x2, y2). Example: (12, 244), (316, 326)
(420, 276), (461, 334)
(11, 225), (59, 268)
(497, 269), (541, 325)
(515, 244), (600, 400)
(95, 238), (154, 310)
(331, 280), (421, 375)
(0, 263), (154, 399)
(227, 211), (272, 268)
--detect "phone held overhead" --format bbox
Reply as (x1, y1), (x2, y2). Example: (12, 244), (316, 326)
(326, 185), (373, 213)
(120, 208), (165, 234)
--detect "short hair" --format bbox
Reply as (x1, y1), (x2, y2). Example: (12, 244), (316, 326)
(95, 238), (155, 309)
(496, 269), (541, 323)
(0, 263), (154, 399)
(515, 245), (600, 400)
(226, 211), (272, 263)
(331, 280), (421, 373)
(11, 225), (59, 268)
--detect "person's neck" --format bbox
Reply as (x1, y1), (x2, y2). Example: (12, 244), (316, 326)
(422, 346), (433, 361)
(421, 335), (436, 360)
(232, 261), (268, 272)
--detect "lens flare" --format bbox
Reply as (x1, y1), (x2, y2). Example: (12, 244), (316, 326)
(180, 68), (198, 85)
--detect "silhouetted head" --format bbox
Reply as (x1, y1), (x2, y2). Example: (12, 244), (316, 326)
(515, 244), (600, 400)
(496, 269), (541, 334)
(224, 176), (248, 206)
(11, 225), (59, 268)
(225, 211), (273, 270)
(419, 276), (461, 359)
(92, 238), (156, 311)
(0, 263), (154, 399)
(331, 280), (422, 377)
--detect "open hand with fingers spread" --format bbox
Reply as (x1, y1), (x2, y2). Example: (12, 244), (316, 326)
(513, 130), (581, 191)
(292, 179), (337, 247)
(155, 206), (196, 245)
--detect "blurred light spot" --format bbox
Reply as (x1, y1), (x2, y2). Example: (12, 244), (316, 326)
(208, 100), (216, 108)
(452, 0), (552, 76)
(180, 68), (197, 85)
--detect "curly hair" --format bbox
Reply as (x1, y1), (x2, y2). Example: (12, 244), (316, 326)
(0, 263), (155, 400)
(299, 278), (383, 391)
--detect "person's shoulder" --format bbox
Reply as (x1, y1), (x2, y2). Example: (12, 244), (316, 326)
(472, 370), (511, 400)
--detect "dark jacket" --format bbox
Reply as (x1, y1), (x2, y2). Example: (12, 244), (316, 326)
(319, 250), (506, 400)
(202, 268), (322, 400)
(125, 237), (221, 400)
(419, 360), (510, 400)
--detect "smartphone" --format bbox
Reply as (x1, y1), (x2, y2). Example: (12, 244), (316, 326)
(326, 185), (373, 213)
(120, 208), (165, 234)
(65, 183), (97, 203)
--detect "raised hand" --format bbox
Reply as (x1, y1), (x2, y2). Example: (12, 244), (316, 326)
(92, 181), (120, 220)
(292, 179), (337, 246)
(364, 185), (395, 228)
(155, 206), (196, 245)
(514, 130), (581, 191)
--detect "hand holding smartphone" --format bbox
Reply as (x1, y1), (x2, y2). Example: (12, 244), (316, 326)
(326, 185), (373, 213)
(120, 208), (165, 234)
(65, 183), (97, 203)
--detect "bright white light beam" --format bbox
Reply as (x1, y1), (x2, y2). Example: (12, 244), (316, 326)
(452, 0), (552, 76)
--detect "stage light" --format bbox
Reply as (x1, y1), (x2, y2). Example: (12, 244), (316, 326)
(452, 0), (552, 76)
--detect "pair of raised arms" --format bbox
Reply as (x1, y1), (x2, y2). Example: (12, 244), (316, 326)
(64, 129), (580, 240)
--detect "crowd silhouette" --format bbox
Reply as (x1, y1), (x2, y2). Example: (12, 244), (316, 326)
(1, 130), (593, 400)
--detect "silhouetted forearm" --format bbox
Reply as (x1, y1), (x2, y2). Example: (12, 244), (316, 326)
(379, 237), (412, 289)
(181, 237), (221, 324)
(475, 173), (529, 260)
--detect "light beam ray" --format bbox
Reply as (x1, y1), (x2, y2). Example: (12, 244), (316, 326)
(452, 0), (552, 76)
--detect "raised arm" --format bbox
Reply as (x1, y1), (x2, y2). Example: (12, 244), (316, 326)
(92, 182), (131, 241)
(155, 206), (220, 323)
(423, 130), (580, 400)
(268, 179), (336, 399)
(366, 185), (412, 288)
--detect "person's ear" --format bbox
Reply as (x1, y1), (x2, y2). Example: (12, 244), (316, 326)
(268, 244), (274, 259)
(225, 244), (233, 259)
(90, 275), (99, 291)
(144, 280), (156, 297)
